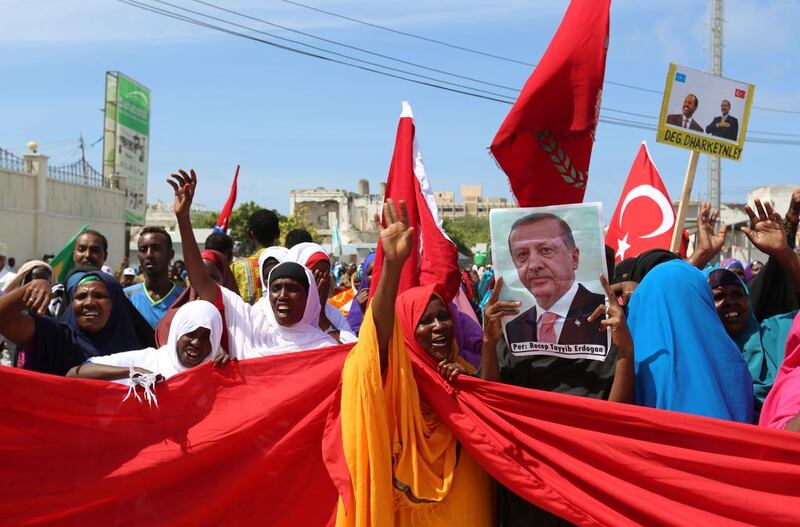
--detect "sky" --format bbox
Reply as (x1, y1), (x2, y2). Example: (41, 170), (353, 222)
(2, 0), (798, 219)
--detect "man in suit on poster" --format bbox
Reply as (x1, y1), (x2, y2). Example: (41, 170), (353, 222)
(666, 93), (703, 132)
(705, 99), (739, 141)
(504, 213), (607, 350)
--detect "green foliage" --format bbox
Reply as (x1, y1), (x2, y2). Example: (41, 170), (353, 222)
(228, 202), (319, 255)
(442, 216), (491, 256)
(191, 211), (219, 229)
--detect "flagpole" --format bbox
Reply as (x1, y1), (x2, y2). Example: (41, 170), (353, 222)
(670, 150), (700, 252)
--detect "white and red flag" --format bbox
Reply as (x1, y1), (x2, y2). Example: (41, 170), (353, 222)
(214, 165), (239, 233)
(369, 101), (460, 302)
(606, 142), (676, 262)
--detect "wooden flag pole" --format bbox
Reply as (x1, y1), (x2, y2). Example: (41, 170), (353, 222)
(670, 150), (701, 252)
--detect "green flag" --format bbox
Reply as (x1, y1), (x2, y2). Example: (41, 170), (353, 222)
(49, 225), (89, 283)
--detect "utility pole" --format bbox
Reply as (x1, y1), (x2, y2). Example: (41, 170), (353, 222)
(79, 133), (88, 184)
(708, 0), (723, 212)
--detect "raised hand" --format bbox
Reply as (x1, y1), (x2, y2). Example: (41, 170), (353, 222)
(166, 169), (197, 218)
(696, 202), (727, 256)
(22, 278), (53, 316)
(588, 275), (633, 358)
(787, 189), (800, 224)
(482, 277), (520, 344)
(377, 199), (413, 266)
(741, 198), (788, 257)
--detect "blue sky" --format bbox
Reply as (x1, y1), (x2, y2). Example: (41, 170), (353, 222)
(2, 0), (798, 218)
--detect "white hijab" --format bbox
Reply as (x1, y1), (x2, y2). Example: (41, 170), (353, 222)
(258, 246), (290, 294)
(89, 300), (223, 379)
(250, 261), (336, 353)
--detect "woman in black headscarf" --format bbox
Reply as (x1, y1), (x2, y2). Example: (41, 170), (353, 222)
(0, 270), (151, 375)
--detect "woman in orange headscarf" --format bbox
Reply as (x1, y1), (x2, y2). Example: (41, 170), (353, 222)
(336, 200), (494, 526)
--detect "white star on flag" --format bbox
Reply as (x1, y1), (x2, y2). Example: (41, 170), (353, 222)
(616, 233), (631, 260)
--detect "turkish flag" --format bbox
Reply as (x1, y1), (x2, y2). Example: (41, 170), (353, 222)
(606, 142), (676, 262)
(490, 0), (610, 206)
(369, 101), (460, 302)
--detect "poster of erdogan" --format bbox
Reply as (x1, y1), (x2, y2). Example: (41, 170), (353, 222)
(490, 203), (610, 361)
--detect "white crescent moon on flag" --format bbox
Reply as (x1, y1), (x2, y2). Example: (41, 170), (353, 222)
(618, 184), (675, 239)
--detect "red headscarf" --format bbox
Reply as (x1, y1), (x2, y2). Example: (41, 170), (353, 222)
(202, 249), (239, 294)
(396, 283), (461, 369)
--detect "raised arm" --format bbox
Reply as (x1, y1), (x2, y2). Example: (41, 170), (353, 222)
(371, 199), (413, 373)
(66, 363), (156, 381)
(688, 202), (727, 269)
(168, 169), (219, 302)
(0, 279), (52, 350)
(480, 277), (520, 381)
(588, 275), (634, 404)
(742, 198), (800, 292)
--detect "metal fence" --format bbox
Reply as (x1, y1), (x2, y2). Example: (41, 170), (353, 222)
(0, 147), (24, 173)
(48, 159), (110, 189)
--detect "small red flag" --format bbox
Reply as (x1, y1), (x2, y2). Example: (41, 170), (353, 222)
(369, 101), (460, 302)
(214, 165), (239, 233)
(490, 0), (610, 206)
(606, 142), (676, 262)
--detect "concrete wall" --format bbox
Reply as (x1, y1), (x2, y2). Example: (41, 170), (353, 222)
(0, 154), (126, 267)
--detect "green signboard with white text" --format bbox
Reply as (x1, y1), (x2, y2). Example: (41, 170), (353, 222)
(103, 72), (151, 225)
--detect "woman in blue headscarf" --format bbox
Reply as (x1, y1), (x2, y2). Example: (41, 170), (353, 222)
(0, 270), (151, 375)
(705, 268), (796, 420)
(345, 252), (376, 335)
(627, 259), (754, 423)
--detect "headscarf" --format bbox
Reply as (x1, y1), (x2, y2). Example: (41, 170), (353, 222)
(721, 258), (745, 274)
(627, 260), (754, 423)
(476, 267), (494, 300)
(628, 249), (679, 283)
(345, 252), (376, 334)
(705, 268), (795, 420)
(2, 260), (54, 292)
(258, 246), (289, 294)
(613, 258), (636, 284)
(92, 300), (223, 379)
(27, 270), (149, 375)
(202, 249), (238, 294)
(760, 311), (800, 430)
(154, 250), (233, 351)
(250, 261), (335, 353)
(336, 283), (481, 525)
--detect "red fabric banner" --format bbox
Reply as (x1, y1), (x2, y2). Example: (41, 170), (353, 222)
(606, 143), (676, 262)
(490, 0), (610, 207)
(0, 345), (351, 526)
(3, 346), (800, 526)
(370, 102), (460, 303)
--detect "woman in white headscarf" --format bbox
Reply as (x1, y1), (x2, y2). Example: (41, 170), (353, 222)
(168, 169), (338, 358)
(67, 300), (224, 381)
(258, 246), (289, 295)
(286, 242), (357, 344)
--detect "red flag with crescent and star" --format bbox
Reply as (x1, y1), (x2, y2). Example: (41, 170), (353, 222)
(489, 0), (610, 206)
(606, 142), (676, 262)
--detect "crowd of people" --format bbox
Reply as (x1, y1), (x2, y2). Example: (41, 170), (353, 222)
(1, 171), (800, 524)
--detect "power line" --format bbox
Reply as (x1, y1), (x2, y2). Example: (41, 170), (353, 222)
(116, 0), (800, 145)
(276, 0), (800, 115)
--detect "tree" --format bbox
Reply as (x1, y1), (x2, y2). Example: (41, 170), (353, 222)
(191, 210), (219, 229)
(442, 216), (491, 256)
(278, 205), (319, 246)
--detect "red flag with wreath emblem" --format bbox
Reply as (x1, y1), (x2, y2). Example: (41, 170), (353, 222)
(490, 0), (610, 206)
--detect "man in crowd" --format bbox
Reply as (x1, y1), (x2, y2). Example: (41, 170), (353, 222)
(0, 242), (15, 290)
(666, 93), (703, 132)
(231, 209), (280, 304)
(204, 232), (234, 264)
(706, 99), (739, 141)
(124, 226), (184, 328)
(120, 267), (137, 288)
(73, 229), (109, 269)
(285, 228), (313, 249)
